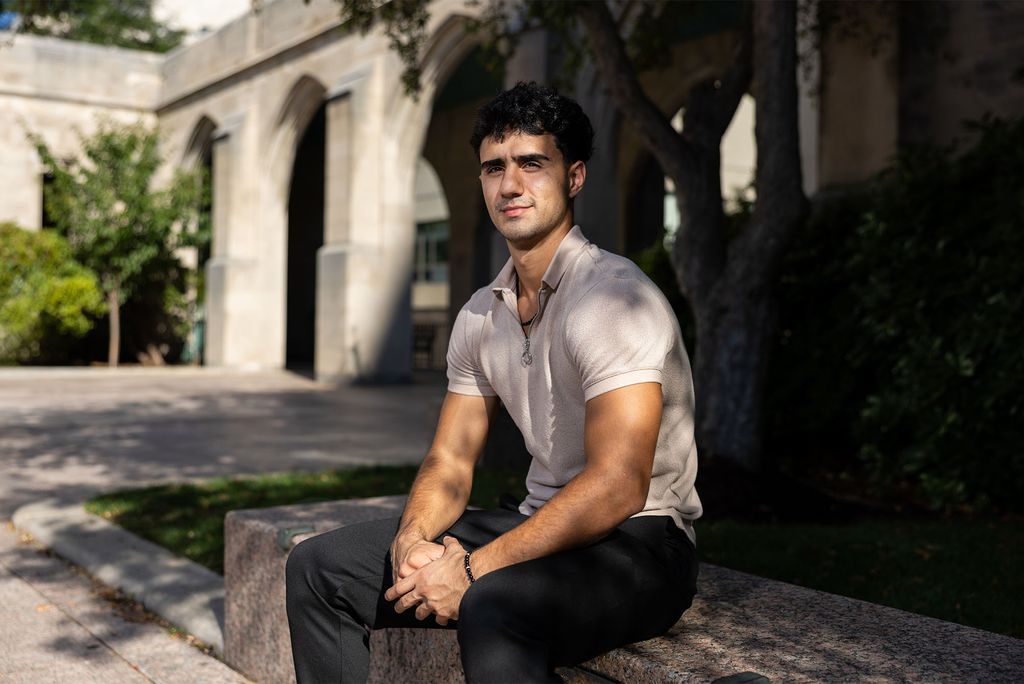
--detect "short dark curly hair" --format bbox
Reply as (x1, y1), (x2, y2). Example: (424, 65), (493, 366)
(470, 82), (595, 165)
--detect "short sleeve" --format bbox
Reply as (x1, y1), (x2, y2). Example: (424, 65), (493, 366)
(446, 305), (497, 397)
(564, 278), (674, 402)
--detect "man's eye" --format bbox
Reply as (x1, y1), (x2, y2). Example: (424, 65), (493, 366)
(523, 161), (540, 169)
(486, 166), (503, 174)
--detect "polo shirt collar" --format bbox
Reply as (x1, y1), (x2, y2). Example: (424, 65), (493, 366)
(491, 225), (589, 298)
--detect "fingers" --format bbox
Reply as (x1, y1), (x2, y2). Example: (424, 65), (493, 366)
(435, 615), (448, 627)
(399, 542), (446, 579)
(394, 591), (421, 615)
(442, 536), (465, 556)
(383, 574), (414, 602)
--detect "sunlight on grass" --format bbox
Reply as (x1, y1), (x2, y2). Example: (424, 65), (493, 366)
(86, 466), (1021, 639)
(86, 466), (526, 574)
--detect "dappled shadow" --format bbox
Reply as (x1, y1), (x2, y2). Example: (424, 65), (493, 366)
(0, 370), (446, 517)
(583, 563), (1024, 682)
(0, 527), (239, 680)
(15, 502), (225, 647)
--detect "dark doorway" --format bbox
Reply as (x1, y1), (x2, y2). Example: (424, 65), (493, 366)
(286, 102), (326, 371)
(186, 143), (213, 366)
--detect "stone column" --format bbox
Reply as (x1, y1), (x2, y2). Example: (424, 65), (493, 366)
(204, 115), (258, 368)
(315, 89), (354, 381)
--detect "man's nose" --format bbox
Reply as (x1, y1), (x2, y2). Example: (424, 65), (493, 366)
(499, 166), (523, 197)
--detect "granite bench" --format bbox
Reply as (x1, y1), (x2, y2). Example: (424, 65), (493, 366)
(224, 497), (1024, 683)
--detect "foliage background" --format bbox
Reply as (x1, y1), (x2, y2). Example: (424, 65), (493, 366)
(770, 118), (1024, 512)
(635, 117), (1024, 513)
(0, 223), (105, 364)
(30, 121), (206, 365)
(0, 0), (184, 52)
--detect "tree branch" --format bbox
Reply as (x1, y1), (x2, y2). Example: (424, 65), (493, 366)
(574, 0), (693, 182)
(681, 23), (753, 149)
(730, 0), (807, 291)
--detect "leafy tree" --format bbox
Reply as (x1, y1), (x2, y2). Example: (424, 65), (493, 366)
(30, 121), (204, 367)
(0, 0), (184, 53)
(0, 222), (105, 364)
(337, 0), (806, 471)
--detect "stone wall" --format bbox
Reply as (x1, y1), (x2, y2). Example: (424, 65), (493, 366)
(0, 35), (161, 229)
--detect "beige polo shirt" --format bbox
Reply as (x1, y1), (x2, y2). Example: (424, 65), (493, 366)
(447, 225), (701, 543)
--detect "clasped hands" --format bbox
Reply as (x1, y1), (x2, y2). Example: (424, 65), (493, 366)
(385, 535), (471, 626)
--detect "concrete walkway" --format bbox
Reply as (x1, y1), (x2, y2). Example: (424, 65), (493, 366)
(0, 521), (247, 683)
(0, 367), (443, 518)
(0, 367), (444, 682)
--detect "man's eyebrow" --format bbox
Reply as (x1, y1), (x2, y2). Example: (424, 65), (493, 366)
(479, 153), (552, 170)
(514, 153), (550, 165)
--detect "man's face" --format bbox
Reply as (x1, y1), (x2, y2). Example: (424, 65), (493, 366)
(478, 131), (584, 245)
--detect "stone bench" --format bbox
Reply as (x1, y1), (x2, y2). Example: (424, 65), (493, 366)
(224, 497), (1024, 683)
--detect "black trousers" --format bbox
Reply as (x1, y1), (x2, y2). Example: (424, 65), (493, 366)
(285, 509), (697, 683)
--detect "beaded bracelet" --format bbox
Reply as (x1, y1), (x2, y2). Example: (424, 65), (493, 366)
(463, 552), (476, 584)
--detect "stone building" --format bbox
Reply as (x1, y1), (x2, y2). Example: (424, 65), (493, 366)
(1, 0), (1021, 380)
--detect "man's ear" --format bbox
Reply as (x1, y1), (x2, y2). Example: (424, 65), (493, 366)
(567, 160), (587, 199)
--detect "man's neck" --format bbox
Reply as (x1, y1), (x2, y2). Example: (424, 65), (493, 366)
(508, 221), (573, 298)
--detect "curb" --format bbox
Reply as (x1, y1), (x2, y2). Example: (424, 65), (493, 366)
(13, 498), (225, 653)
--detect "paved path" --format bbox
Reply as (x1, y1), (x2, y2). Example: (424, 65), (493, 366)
(0, 367), (445, 682)
(0, 521), (248, 683)
(0, 367), (444, 518)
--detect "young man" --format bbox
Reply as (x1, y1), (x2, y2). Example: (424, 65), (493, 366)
(286, 82), (701, 683)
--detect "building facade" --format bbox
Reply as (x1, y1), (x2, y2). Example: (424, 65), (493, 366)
(2, 0), (1021, 380)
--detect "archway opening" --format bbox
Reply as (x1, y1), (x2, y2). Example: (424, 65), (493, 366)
(417, 46), (502, 374)
(411, 157), (451, 371)
(188, 145), (213, 365)
(285, 101), (326, 372)
(181, 116), (217, 365)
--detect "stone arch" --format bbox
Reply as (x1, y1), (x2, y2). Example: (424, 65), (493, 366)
(267, 75), (329, 212)
(181, 114), (218, 170)
(261, 74), (329, 370)
(344, 12), (492, 381)
(388, 13), (495, 316)
(177, 114), (219, 365)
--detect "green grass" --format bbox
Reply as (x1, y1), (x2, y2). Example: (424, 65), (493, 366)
(86, 467), (1023, 639)
(85, 466), (526, 575)
(699, 518), (1023, 639)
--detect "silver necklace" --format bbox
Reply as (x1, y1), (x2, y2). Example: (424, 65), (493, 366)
(521, 318), (535, 366)
(516, 275), (543, 367)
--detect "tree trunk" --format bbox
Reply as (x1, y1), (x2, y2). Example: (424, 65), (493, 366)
(690, 0), (806, 470)
(692, 280), (778, 470)
(107, 288), (120, 368)
(578, 0), (805, 472)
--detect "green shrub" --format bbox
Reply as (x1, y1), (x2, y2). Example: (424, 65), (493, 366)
(767, 117), (1024, 512)
(0, 223), (105, 363)
(849, 117), (1024, 512)
(766, 189), (876, 476)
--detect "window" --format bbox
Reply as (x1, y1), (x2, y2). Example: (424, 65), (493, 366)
(414, 220), (449, 283)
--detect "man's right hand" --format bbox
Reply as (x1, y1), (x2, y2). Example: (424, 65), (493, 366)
(390, 535), (445, 585)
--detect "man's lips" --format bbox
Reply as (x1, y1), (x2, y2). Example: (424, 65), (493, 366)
(500, 205), (531, 217)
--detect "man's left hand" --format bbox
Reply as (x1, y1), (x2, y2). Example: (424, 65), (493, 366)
(384, 536), (471, 626)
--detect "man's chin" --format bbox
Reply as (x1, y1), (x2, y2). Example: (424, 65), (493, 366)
(496, 221), (549, 245)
